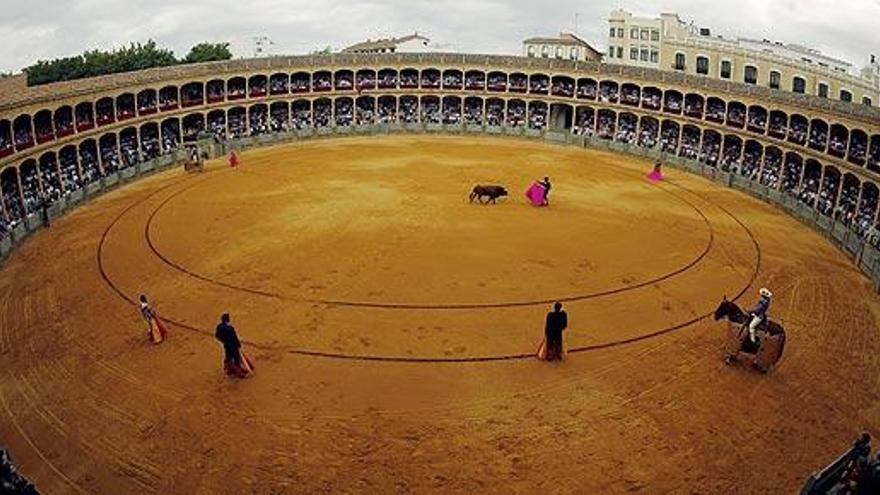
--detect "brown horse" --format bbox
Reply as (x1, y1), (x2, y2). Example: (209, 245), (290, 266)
(713, 297), (786, 373)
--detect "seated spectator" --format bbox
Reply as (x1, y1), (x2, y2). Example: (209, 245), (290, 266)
(486, 102), (504, 126)
(487, 74), (506, 91)
(399, 99), (418, 123)
(665, 95), (682, 112)
(421, 100), (441, 123)
(509, 75), (527, 92)
(443, 73), (463, 89)
(442, 104), (461, 125)
(528, 107), (547, 130)
(335, 101), (354, 126)
(507, 104), (526, 127)
(1, 445), (38, 494)
(464, 102), (482, 125)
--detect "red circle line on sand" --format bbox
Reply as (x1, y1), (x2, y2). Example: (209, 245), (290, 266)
(97, 170), (761, 363)
(142, 167), (717, 309)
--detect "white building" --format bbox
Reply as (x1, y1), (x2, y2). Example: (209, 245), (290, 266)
(607, 11), (664, 67)
(342, 33), (434, 54)
(607, 9), (880, 106)
(522, 32), (603, 62)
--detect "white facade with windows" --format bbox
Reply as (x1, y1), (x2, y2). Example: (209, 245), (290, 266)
(523, 33), (603, 62)
(607, 10), (663, 68)
(607, 9), (880, 107)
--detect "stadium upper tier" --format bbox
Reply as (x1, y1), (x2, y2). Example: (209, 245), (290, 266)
(0, 53), (879, 244)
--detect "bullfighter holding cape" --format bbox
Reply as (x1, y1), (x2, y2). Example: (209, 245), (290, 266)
(215, 313), (254, 378)
(228, 150), (240, 168)
(526, 177), (552, 206)
(139, 294), (169, 344)
(537, 302), (568, 361)
(647, 160), (664, 181)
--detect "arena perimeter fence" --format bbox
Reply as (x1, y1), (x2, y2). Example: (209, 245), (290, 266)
(0, 123), (879, 294)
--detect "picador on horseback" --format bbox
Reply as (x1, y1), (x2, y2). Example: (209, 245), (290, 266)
(713, 288), (786, 373)
(745, 287), (773, 344)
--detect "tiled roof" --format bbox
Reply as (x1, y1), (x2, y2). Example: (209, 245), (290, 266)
(343, 34), (429, 53)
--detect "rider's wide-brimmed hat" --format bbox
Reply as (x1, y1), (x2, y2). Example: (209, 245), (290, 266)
(759, 288), (773, 298)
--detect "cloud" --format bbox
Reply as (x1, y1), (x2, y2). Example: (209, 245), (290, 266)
(1, 0), (878, 73)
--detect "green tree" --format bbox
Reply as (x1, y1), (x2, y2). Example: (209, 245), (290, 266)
(183, 42), (233, 64)
(23, 39), (228, 86)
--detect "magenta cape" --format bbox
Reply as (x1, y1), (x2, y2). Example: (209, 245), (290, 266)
(526, 182), (546, 206)
(647, 169), (663, 181)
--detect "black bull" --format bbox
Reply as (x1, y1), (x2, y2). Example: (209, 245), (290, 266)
(469, 185), (509, 204)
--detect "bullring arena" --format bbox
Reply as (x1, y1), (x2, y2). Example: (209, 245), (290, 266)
(1, 54), (880, 493)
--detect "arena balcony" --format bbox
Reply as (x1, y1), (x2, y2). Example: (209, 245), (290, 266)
(227, 77), (246, 100)
(180, 82), (204, 108)
(377, 69), (397, 89)
(206, 80), (225, 103)
(0, 122), (12, 158)
(269, 73), (289, 95)
(137, 89), (158, 115)
(465, 70), (485, 91)
(508, 73), (527, 93)
(487, 71), (506, 92)
(116, 93), (136, 121)
(576, 78), (598, 99)
(291, 72), (310, 93)
(158, 86), (178, 111)
(33, 110), (54, 144)
(248, 75), (268, 97)
(442, 69), (462, 90)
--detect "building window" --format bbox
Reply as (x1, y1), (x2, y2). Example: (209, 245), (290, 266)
(840, 89), (852, 102)
(617, 46), (623, 59)
(570, 47), (578, 60)
(609, 27), (616, 38)
(541, 46), (548, 58)
(674, 53), (686, 71)
(650, 50), (659, 63)
(863, 96), (873, 106)
(640, 48), (649, 61)
(792, 76), (806, 94)
(527, 46), (535, 57)
(640, 29), (649, 40)
(720, 60), (732, 79)
(744, 65), (757, 85)
(617, 28), (624, 38)
(818, 82), (828, 98)
(631, 28), (638, 39)
(630, 47), (638, 60)
(651, 30), (660, 41)
(608, 45), (614, 58)
(556, 46), (564, 59)
(696, 56), (709, 75)
(769, 71), (781, 89)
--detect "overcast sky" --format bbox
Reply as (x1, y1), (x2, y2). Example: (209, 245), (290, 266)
(1, 0), (878, 73)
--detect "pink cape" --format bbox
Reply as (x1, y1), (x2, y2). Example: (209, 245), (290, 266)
(647, 169), (663, 182)
(526, 182), (546, 206)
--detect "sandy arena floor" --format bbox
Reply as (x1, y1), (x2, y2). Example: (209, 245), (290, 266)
(1, 135), (878, 493)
